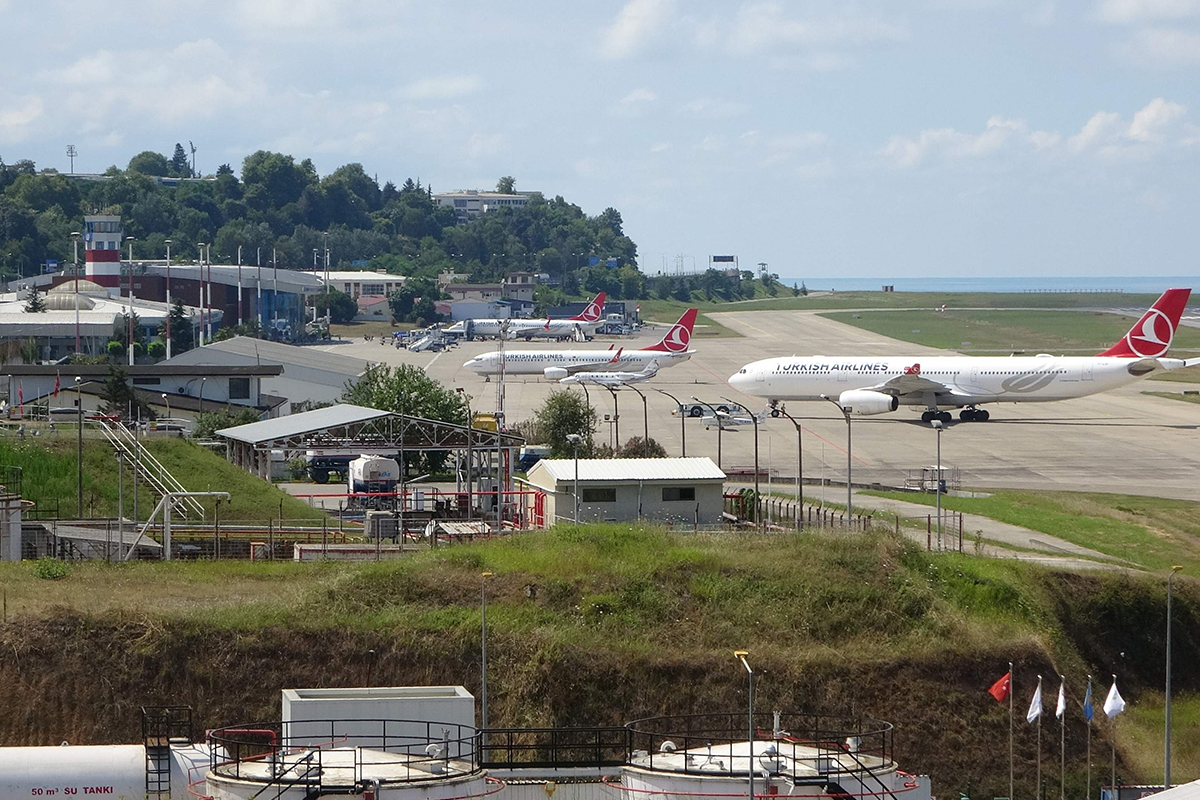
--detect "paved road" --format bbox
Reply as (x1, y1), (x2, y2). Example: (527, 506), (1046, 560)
(317, 307), (1200, 501)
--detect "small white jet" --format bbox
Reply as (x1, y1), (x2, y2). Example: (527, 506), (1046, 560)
(462, 308), (698, 377)
(728, 288), (1198, 424)
(446, 292), (606, 341)
(701, 406), (769, 431)
(557, 357), (658, 385)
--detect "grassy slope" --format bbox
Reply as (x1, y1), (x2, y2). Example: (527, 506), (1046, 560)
(0, 432), (325, 521)
(861, 489), (1200, 575)
(639, 291), (1178, 317)
(820, 309), (1200, 355)
(2, 526), (1199, 794)
(1144, 391), (1200, 404)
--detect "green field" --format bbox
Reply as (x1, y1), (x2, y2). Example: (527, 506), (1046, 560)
(0, 431), (326, 521)
(1144, 391), (1200, 405)
(821, 309), (1200, 355)
(860, 489), (1200, 575)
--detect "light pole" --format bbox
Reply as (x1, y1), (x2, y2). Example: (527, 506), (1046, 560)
(692, 397), (722, 470)
(197, 243), (207, 346)
(236, 245), (243, 327)
(75, 376), (83, 519)
(70, 232), (81, 354)
(605, 387), (620, 449)
(820, 395), (853, 520)
(772, 405), (804, 513)
(733, 650), (754, 800)
(1166, 564), (1183, 788)
(629, 384), (649, 447)
(723, 397), (760, 530)
(457, 388), (473, 521)
(199, 376), (206, 416)
(566, 434), (582, 524)
(162, 392), (170, 421)
(932, 419), (944, 550)
(481, 571), (493, 735)
(164, 239), (172, 359)
(654, 388), (686, 456)
(323, 232), (331, 333)
(125, 236), (136, 366)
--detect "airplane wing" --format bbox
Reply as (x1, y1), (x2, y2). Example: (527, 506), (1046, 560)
(861, 372), (973, 400)
(556, 348), (624, 376)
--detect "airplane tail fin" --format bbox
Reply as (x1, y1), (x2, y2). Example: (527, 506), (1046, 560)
(1097, 288), (1191, 358)
(570, 292), (606, 322)
(643, 308), (697, 353)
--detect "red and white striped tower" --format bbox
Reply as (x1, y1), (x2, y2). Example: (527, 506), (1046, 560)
(83, 214), (123, 288)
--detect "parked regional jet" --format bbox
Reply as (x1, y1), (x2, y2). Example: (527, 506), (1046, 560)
(446, 293), (606, 341)
(463, 309), (697, 377)
(557, 358), (658, 386)
(728, 288), (1197, 424)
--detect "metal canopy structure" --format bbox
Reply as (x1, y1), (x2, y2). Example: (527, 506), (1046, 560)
(217, 403), (522, 451)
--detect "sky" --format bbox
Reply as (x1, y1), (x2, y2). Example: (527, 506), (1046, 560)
(1, 0), (1198, 279)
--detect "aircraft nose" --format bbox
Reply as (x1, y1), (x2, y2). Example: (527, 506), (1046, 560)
(463, 357), (482, 371)
(728, 368), (750, 388)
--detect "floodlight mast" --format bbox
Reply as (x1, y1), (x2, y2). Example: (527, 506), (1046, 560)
(734, 650), (754, 800)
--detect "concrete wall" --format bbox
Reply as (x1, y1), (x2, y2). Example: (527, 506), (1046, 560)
(544, 481), (723, 525)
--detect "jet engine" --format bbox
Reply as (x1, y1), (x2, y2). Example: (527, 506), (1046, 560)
(543, 367), (569, 380)
(837, 390), (899, 415)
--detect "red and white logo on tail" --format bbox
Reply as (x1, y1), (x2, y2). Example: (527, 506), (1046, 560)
(1098, 288), (1191, 358)
(644, 308), (698, 353)
(571, 293), (606, 323)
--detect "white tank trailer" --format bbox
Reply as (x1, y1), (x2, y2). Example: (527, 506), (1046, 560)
(349, 455), (400, 494)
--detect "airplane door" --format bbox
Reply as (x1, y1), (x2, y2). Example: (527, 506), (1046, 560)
(1082, 361), (1093, 382)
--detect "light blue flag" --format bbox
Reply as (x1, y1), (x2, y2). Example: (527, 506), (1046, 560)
(1083, 677), (1094, 723)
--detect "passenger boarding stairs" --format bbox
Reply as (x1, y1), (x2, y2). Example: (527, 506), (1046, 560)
(96, 418), (206, 519)
(142, 706), (192, 798)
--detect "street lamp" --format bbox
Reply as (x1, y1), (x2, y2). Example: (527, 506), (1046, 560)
(566, 434), (582, 524)
(75, 376), (83, 519)
(481, 571), (493, 735)
(125, 236), (136, 366)
(654, 388), (686, 456)
(932, 419), (944, 550)
(164, 239), (173, 359)
(733, 650), (754, 800)
(1166, 564), (1184, 788)
(457, 388), (473, 521)
(628, 384), (649, 448)
(199, 376), (207, 415)
(691, 397), (722, 470)
(722, 397), (760, 530)
(820, 395), (853, 521)
(771, 405), (804, 515)
(197, 243), (207, 346)
(162, 392), (170, 421)
(605, 387), (620, 449)
(70, 232), (81, 355)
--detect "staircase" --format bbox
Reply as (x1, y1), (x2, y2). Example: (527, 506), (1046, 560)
(142, 706), (193, 798)
(96, 419), (206, 519)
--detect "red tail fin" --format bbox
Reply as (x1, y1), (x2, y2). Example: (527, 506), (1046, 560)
(1098, 288), (1191, 358)
(571, 293), (606, 322)
(643, 308), (698, 353)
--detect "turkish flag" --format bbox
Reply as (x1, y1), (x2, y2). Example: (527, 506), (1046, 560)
(988, 671), (1012, 703)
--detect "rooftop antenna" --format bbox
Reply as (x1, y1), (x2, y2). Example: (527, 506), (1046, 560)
(66, 145), (77, 174)
(188, 141), (197, 177)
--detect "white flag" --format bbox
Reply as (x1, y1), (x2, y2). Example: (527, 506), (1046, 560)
(1056, 679), (1066, 720)
(1104, 679), (1126, 718)
(1027, 676), (1043, 723)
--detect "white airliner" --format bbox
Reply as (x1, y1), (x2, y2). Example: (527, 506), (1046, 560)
(558, 357), (658, 385)
(463, 308), (697, 377)
(728, 288), (1198, 424)
(445, 292), (606, 341)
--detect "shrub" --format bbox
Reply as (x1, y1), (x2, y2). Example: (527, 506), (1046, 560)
(148, 340), (166, 359)
(106, 340), (124, 358)
(33, 557), (68, 580)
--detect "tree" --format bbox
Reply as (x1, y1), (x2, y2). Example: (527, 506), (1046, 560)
(216, 163), (234, 176)
(23, 284), (46, 313)
(127, 151), (170, 176)
(170, 143), (192, 177)
(194, 407), (260, 438)
(100, 365), (151, 420)
(314, 288), (359, 325)
(617, 436), (667, 458)
(161, 297), (194, 353)
(388, 277), (440, 322)
(537, 389), (597, 458)
(496, 176), (516, 194)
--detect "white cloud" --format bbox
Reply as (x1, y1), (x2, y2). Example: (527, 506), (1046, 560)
(402, 75), (482, 100)
(880, 116), (1028, 167)
(599, 0), (676, 59)
(681, 96), (749, 119)
(620, 88), (658, 106)
(728, 2), (908, 54)
(1097, 0), (1200, 23)
(465, 131), (502, 159)
(0, 93), (43, 131)
(1067, 111), (1122, 152)
(1128, 97), (1186, 140)
(1119, 27), (1200, 64)
(650, 141), (671, 153)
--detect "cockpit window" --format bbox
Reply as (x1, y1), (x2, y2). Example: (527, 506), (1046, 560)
(739, 369), (746, 374)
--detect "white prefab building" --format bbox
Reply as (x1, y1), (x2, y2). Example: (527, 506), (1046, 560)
(525, 457), (726, 525)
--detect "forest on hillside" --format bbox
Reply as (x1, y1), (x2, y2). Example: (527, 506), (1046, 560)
(0, 147), (645, 301)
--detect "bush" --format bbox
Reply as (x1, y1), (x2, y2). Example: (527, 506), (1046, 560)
(147, 340), (166, 359)
(33, 557), (69, 580)
(106, 340), (124, 358)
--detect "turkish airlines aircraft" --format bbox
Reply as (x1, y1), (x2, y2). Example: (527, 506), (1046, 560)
(728, 289), (1198, 424)
(463, 309), (697, 377)
(447, 292), (606, 341)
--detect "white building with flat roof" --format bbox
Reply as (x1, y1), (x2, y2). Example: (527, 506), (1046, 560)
(433, 190), (531, 220)
(313, 271), (406, 299)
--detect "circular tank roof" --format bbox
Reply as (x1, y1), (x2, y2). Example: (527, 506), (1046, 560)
(49, 279), (110, 297)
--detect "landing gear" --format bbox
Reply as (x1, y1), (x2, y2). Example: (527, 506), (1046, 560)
(921, 410), (952, 424)
(959, 408), (990, 422)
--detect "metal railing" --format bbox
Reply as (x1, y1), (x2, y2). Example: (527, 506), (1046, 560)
(480, 726), (630, 769)
(95, 418), (205, 518)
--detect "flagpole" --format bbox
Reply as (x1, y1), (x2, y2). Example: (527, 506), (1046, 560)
(1037, 675), (1043, 800)
(1110, 674), (1118, 800)
(1010, 661), (1015, 800)
(1060, 674), (1066, 800)
(1087, 675), (1093, 800)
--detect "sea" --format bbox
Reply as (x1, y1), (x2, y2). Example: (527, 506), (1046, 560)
(773, 276), (1200, 294)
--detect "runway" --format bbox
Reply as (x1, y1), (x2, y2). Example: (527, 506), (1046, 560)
(318, 309), (1200, 501)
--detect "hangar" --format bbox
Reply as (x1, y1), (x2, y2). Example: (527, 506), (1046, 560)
(524, 457), (726, 525)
